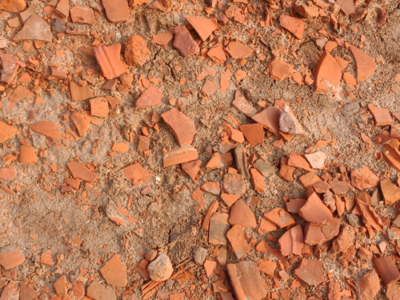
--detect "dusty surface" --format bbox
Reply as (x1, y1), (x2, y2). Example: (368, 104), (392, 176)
(1, 0), (400, 299)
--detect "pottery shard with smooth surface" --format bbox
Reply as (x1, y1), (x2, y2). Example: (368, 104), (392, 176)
(228, 199), (257, 228)
(373, 256), (400, 285)
(173, 25), (199, 56)
(94, 44), (128, 79)
(161, 108), (196, 147)
(268, 58), (294, 81)
(209, 212), (230, 245)
(163, 145), (198, 167)
(136, 85), (164, 107)
(186, 16), (218, 41)
(279, 224), (304, 256)
(313, 50), (341, 93)
(67, 161), (98, 182)
(87, 281), (116, 300)
(124, 35), (151, 67)
(102, 0), (129, 23)
(0, 121), (17, 143)
(349, 46), (376, 82)
(100, 254), (127, 287)
(70, 6), (96, 24)
(226, 225), (250, 259)
(13, 15), (52, 42)
(18, 145), (37, 164)
(28, 121), (61, 140)
(122, 163), (153, 187)
(279, 15), (304, 39)
(0, 0), (26, 12)
(251, 106), (281, 135)
(263, 207), (295, 228)
(70, 81), (94, 102)
(227, 261), (268, 300)
(298, 192), (333, 224)
(0, 245), (25, 270)
(304, 218), (341, 245)
(225, 41), (253, 59)
(147, 254), (173, 281)
(294, 259), (324, 285)
(357, 269), (380, 300)
(350, 166), (379, 190)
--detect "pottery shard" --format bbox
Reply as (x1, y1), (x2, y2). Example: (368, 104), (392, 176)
(380, 178), (400, 206)
(227, 261), (268, 300)
(206, 152), (233, 169)
(0, 121), (17, 143)
(294, 259), (324, 286)
(87, 281), (116, 300)
(349, 46), (376, 82)
(1, 53), (19, 84)
(18, 145), (36, 164)
(279, 15), (304, 39)
(251, 106), (281, 136)
(163, 145), (198, 167)
(124, 35), (151, 67)
(122, 163), (153, 186)
(258, 260), (276, 277)
(223, 173), (246, 197)
(288, 151), (312, 171)
(264, 207), (295, 228)
(228, 199), (257, 228)
(209, 212), (230, 245)
(94, 44), (128, 79)
(305, 151), (326, 169)
(13, 15), (51, 42)
(161, 108), (196, 146)
(368, 104), (393, 126)
(55, 0), (69, 18)
(331, 224), (355, 253)
(387, 284), (400, 300)
(173, 25), (199, 56)
(304, 218), (341, 245)
(152, 32), (173, 46)
(314, 51), (341, 94)
(337, 0), (355, 15)
(136, 85), (163, 107)
(20, 282), (39, 300)
(102, 0), (129, 23)
(298, 192), (333, 224)
(90, 97), (109, 118)
(186, 16), (218, 41)
(279, 224), (304, 256)
(226, 225), (250, 259)
(268, 58), (294, 81)
(28, 121), (61, 140)
(67, 162), (98, 182)
(293, 3), (319, 18)
(350, 166), (379, 190)
(54, 275), (67, 296)
(357, 269), (380, 300)
(70, 6), (96, 24)
(100, 254), (127, 287)
(232, 90), (257, 117)
(382, 144), (400, 172)
(182, 160), (201, 181)
(0, 245), (25, 270)
(225, 41), (254, 59)
(239, 124), (264, 146)
(207, 44), (227, 65)
(202, 200), (219, 230)
(374, 256), (400, 285)
(279, 105), (303, 134)
(71, 112), (91, 137)
(250, 168), (265, 193)
(0, 0), (26, 12)
(356, 199), (384, 231)
(147, 253), (173, 281)
(0, 282), (19, 300)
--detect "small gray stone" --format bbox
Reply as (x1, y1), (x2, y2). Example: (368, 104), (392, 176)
(347, 214), (360, 227)
(193, 247), (207, 265)
(305, 151), (326, 169)
(341, 102), (360, 117)
(279, 105), (303, 135)
(51, 18), (65, 33)
(254, 159), (275, 177)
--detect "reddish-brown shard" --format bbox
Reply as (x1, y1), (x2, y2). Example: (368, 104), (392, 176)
(225, 41), (254, 59)
(206, 152), (233, 169)
(279, 224), (304, 256)
(279, 15), (304, 39)
(102, 0), (129, 23)
(314, 51), (341, 94)
(0, 245), (25, 270)
(299, 172), (322, 188)
(0, 168), (16, 180)
(263, 207), (295, 228)
(20, 282), (39, 300)
(202, 181), (220, 195)
(87, 281), (116, 300)
(294, 259), (324, 285)
(67, 161), (98, 182)
(331, 224), (355, 253)
(226, 225), (250, 259)
(173, 25), (199, 56)
(328, 180), (350, 195)
(382, 144), (400, 172)
(90, 97), (109, 118)
(100, 254), (127, 287)
(374, 256), (400, 285)
(223, 173), (246, 197)
(202, 200), (219, 231)
(163, 145), (198, 167)
(18, 145), (37, 164)
(13, 15), (51, 42)
(357, 269), (380, 300)
(285, 198), (306, 213)
(71, 112), (91, 137)
(368, 104), (393, 126)
(386, 282), (400, 300)
(70, 81), (94, 102)
(304, 218), (341, 245)
(54, 275), (67, 296)
(0, 0), (26, 12)
(239, 124), (264, 146)
(298, 192), (333, 224)
(1, 53), (19, 84)
(232, 91), (257, 117)
(55, 0), (69, 18)
(207, 44), (227, 65)
(186, 16), (218, 41)
(161, 108), (196, 146)
(28, 121), (61, 140)
(136, 85), (163, 107)
(250, 168), (265, 193)
(251, 106), (281, 136)
(349, 46), (376, 82)
(122, 163), (153, 186)
(268, 58), (294, 81)
(227, 261), (268, 300)
(221, 193), (239, 207)
(0, 282), (19, 299)
(94, 44), (128, 80)
(380, 178), (400, 206)
(70, 6), (95, 24)
(228, 199), (257, 228)
(288, 151), (312, 171)
(12, 86), (34, 99)
(124, 35), (151, 67)
(258, 260), (276, 277)
(0, 121), (17, 143)
(337, 0), (355, 15)
(152, 32), (173, 46)
(356, 200), (384, 231)
(350, 166), (379, 190)
(190, 187), (204, 207)
(182, 160), (201, 181)
(209, 212), (230, 245)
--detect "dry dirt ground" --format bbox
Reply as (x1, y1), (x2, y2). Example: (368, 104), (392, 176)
(1, 0), (400, 299)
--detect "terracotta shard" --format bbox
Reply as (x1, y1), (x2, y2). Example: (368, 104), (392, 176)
(122, 163), (153, 186)
(254, 159), (275, 178)
(279, 224), (304, 256)
(226, 225), (250, 259)
(94, 44), (128, 79)
(349, 46), (376, 82)
(374, 256), (400, 285)
(232, 91), (257, 117)
(0, 0), (26, 12)
(102, 0), (129, 23)
(337, 0), (355, 15)
(258, 260), (276, 277)
(279, 105), (303, 134)
(223, 173), (246, 197)
(163, 145), (198, 167)
(382, 143), (400, 171)
(258, 218), (277, 234)
(87, 281), (116, 300)
(294, 259), (324, 286)
(221, 193), (239, 207)
(227, 261), (268, 300)
(250, 168), (265, 193)
(268, 58), (294, 81)
(207, 44), (227, 65)
(18, 145), (36, 164)
(136, 85), (163, 107)
(202, 200), (219, 231)
(161, 108), (196, 146)
(90, 97), (109, 118)
(0, 245), (25, 270)
(263, 207), (295, 228)
(228, 199), (257, 228)
(71, 112), (91, 137)
(251, 106), (281, 136)
(299, 172), (322, 188)
(279, 15), (304, 39)
(70, 81), (94, 102)
(55, 0), (69, 18)
(328, 180), (350, 195)
(70, 6), (95, 24)
(314, 51), (341, 94)
(186, 16), (218, 41)
(152, 32), (173, 46)
(0, 121), (17, 143)
(298, 192), (333, 224)
(380, 178), (400, 206)
(225, 41), (253, 59)
(350, 166), (379, 190)
(285, 198), (306, 213)
(304, 218), (341, 245)
(305, 151), (326, 169)
(20, 282), (39, 300)
(331, 224), (355, 253)
(124, 35), (151, 67)
(190, 187), (204, 207)
(293, 3), (319, 18)
(368, 104), (393, 126)
(100, 254), (127, 287)
(356, 199), (383, 231)
(202, 181), (220, 195)
(28, 121), (61, 140)
(288, 151), (312, 171)
(206, 152), (233, 169)
(67, 161), (98, 182)
(173, 25), (199, 56)
(357, 269), (380, 300)
(13, 15), (52, 42)
(239, 124), (264, 146)
(182, 160), (201, 181)
(209, 212), (230, 245)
